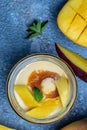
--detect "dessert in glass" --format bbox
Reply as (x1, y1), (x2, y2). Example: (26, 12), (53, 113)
(7, 54), (77, 124)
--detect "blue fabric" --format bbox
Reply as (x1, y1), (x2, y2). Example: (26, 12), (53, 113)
(0, 0), (87, 129)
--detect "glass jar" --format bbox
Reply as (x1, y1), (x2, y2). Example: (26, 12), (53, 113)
(7, 54), (77, 124)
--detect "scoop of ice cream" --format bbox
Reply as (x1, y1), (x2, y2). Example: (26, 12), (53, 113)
(41, 78), (57, 96)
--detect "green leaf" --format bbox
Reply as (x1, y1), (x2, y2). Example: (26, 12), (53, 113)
(36, 21), (41, 33)
(33, 87), (43, 102)
(26, 20), (48, 39)
(33, 22), (36, 27)
(41, 20), (48, 32)
(29, 26), (38, 32)
(26, 32), (39, 39)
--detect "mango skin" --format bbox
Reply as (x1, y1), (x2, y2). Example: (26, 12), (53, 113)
(61, 118), (87, 130)
(57, 0), (87, 47)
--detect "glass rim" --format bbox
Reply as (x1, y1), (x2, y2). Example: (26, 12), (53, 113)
(6, 53), (78, 124)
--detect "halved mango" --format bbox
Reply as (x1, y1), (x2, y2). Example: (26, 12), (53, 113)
(55, 76), (70, 108)
(26, 97), (61, 118)
(57, 0), (87, 47)
(14, 85), (39, 108)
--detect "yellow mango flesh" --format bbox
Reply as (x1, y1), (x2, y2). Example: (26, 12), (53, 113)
(57, 0), (87, 47)
(55, 76), (70, 108)
(57, 5), (76, 33)
(14, 85), (39, 108)
(78, 0), (87, 21)
(67, 14), (86, 41)
(26, 97), (62, 118)
(67, 0), (83, 11)
(77, 27), (87, 47)
(0, 125), (14, 130)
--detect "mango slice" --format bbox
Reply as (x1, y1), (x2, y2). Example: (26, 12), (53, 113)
(26, 97), (61, 118)
(55, 43), (87, 72)
(55, 43), (87, 82)
(0, 125), (14, 130)
(57, 0), (87, 47)
(55, 76), (70, 108)
(14, 85), (39, 108)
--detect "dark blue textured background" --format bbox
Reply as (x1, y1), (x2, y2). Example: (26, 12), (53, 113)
(0, 0), (87, 129)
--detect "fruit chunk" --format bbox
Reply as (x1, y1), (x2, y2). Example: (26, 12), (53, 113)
(57, 0), (87, 47)
(14, 85), (39, 108)
(55, 76), (70, 108)
(61, 118), (87, 130)
(0, 125), (14, 130)
(26, 97), (61, 118)
(55, 43), (87, 82)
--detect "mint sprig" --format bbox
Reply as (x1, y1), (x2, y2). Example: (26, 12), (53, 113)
(33, 87), (43, 102)
(26, 20), (48, 39)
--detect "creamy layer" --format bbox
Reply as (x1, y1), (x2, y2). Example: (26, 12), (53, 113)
(15, 61), (66, 85)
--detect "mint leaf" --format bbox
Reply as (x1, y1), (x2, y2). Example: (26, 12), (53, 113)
(26, 20), (48, 39)
(33, 22), (36, 27)
(29, 26), (38, 32)
(33, 87), (43, 102)
(36, 21), (41, 33)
